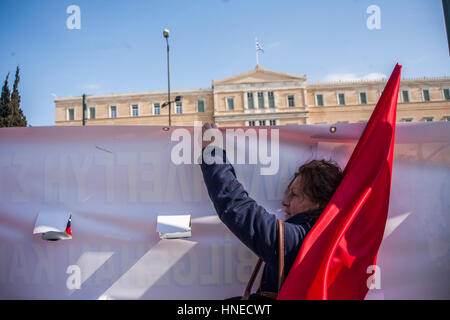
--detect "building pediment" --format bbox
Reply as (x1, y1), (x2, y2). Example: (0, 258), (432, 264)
(212, 65), (306, 86)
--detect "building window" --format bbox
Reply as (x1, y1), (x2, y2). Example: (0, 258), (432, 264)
(258, 92), (264, 108)
(227, 97), (234, 110)
(259, 120), (266, 126)
(402, 90), (410, 103)
(422, 89), (430, 102)
(197, 100), (205, 112)
(109, 105), (117, 118)
(247, 92), (254, 109)
(338, 93), (346, 105)
(67, 108), (74, 121)
(175, 101), (183, 114)
(401, 118), (413, 122)
(131, 104), (139, 117)
(248, 120), (256, 126)
(423, 117), (434, 122)
(153, 103), (160, 115)
(443, 88), (450, 100)
(443, 116), (450, 122)
(268, 91), (275, 108)
(360, 92), (367, 104)
(89, 107), (95, 119)
(269, 119), (277, 126)
(315, 94), (324, 106)
(287, 95), (295, 107)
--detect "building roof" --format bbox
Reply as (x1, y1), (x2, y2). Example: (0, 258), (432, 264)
(212, 64), (307, 86)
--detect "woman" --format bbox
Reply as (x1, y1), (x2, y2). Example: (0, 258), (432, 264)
(199, 123), (343, 300)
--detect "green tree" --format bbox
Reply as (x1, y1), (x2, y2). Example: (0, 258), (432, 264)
(9, 66), (27, 127)
(0, 66), (27, 127)
(0, 73), (12, 127)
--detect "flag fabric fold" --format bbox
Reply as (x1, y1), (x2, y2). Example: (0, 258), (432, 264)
(278, 63), (402, 300)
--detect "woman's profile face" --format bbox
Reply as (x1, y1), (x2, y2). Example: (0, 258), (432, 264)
(282, 176), (319, 220)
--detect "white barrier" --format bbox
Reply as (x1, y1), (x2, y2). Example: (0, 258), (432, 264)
(0, 122), (448, 299)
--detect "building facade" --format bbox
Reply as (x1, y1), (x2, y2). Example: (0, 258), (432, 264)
(55, 65), (450, 126)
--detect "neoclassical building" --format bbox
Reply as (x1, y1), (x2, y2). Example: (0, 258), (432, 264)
(54, 65), (450, 126)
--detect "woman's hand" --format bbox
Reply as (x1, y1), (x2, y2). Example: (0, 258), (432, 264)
(201, 123), (224, 150)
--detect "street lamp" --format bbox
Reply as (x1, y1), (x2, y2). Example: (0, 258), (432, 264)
(162, 95), (182, 108)
(162, 95), (182, 125)
(163, 29), (171, 126)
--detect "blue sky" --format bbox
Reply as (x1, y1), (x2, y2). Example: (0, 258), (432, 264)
(0, 0), (449, 126)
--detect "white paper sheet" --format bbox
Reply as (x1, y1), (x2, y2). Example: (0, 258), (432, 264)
(156, 214), (191, 239)
(33, 211), (71, 234)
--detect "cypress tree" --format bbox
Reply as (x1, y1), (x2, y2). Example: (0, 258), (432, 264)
(0, 73), (11, 127)
(10, 66), (27, 126)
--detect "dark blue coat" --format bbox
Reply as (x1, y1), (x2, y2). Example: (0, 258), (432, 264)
(200, 147), (322, 294)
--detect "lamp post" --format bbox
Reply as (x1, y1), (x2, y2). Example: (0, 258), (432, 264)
(163, 29), (171, 127)
(82, 93), (87, 126)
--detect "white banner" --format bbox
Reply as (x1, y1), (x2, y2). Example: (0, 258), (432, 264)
(0, 122), (448, 299)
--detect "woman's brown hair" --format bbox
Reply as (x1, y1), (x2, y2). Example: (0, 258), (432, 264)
(288, 159), (344, 209)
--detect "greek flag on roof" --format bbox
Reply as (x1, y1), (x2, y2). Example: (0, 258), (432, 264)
(256, 39), (264, 53)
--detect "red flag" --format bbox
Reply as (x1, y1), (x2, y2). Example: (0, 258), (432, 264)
(278, 64), (402, 300)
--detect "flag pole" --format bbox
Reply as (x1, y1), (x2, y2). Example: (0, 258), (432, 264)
(255, 38), (259, 66)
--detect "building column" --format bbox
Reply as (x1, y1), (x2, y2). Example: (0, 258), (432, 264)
(303, 88), (309, 124)
(213, 92), (218, 118)
(274, 91), (278, 109)
(264, 91), (269, 109)
(303, 87), (308, 110)
(251, 91), (255, 109)
(243, 91), (247, 110)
